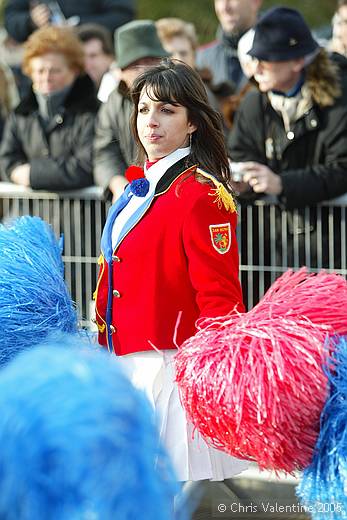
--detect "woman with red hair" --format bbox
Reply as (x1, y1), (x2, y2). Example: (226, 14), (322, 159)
(0, 26), (99, 190)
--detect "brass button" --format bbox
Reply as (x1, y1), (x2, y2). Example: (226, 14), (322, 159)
(56, 114), (63, 124)
(310, 119), (317, 128)
(112, 289), (121, 298)
(109, 325), (116, 334)
(112, 255), (121, 262)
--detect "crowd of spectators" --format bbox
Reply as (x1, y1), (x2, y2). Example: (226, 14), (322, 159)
(0, 0), (346, 300)
(0, 3), (346, 513)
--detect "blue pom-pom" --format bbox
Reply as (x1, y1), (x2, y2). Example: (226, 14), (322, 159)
(297, 336), (347, 519)
(130, 178), (150, 197)
(0, 216), (77, 366)
(0, 335), (180, 519)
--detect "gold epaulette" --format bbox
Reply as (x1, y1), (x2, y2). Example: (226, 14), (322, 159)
(196, 167), (237, 213)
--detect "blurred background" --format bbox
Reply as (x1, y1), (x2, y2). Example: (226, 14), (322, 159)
(137, 0), (333, 43)
(0, 0), (334, 43)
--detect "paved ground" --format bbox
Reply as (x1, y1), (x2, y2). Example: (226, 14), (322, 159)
(190, 466), (310, 520)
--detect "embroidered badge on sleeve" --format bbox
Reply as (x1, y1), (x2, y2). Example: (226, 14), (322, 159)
(209, 223), (231, 254)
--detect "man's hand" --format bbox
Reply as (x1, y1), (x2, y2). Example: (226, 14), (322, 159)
(10, 164), (30, 186)
(30, 3), (51, 28)
(241, 162), (283, 195)
(108, 175), (128, 203)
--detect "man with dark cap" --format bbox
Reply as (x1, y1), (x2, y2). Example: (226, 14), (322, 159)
(229, 7), (347, 295)
(93, 20), (169, 201)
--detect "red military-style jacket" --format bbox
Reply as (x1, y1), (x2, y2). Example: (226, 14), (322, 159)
(94, 158), (245, 356)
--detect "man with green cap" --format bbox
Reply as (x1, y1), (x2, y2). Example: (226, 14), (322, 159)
(94, 20), (169, 201)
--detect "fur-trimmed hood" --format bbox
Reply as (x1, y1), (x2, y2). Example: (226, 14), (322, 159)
(14, 74), (100, 116)
(305, 48), (343, 107)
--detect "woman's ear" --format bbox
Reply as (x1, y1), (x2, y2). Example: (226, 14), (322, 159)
(188, 122), (197, 134)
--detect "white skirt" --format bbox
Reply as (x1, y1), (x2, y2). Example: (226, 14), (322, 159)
(118, 349), (250, 482)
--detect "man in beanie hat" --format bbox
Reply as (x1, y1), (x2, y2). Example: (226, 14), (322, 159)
(94, 20), (169, 201)
(229, 7), (347, 299)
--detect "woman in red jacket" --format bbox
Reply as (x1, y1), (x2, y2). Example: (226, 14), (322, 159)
(94, 59), (248, 481)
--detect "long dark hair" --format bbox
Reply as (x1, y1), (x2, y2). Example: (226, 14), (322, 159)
(130, 59), (232, 190)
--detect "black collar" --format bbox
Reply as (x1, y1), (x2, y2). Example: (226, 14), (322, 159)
(15, 74), (99, 116)
(155, 157), (196, 195)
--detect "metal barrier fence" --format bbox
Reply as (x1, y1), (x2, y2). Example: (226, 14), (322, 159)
(237, 194), (347, 309)
(1, 183), (346, 322)
(0, 183), (110, 327)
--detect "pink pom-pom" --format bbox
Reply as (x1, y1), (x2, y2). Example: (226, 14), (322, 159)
(249, 268), (347, 335)
(175, 269), (347, 473)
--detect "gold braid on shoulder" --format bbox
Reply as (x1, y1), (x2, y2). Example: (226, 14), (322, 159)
(196, 167), (237, 214)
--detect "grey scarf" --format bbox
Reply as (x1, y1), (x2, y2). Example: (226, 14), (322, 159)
(35, 84), (72, 123)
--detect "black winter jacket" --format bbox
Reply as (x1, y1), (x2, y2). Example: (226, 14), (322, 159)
(5, 0), (135, 43)
(229, 88), (347, 210)
(0, 74), (100, 191)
